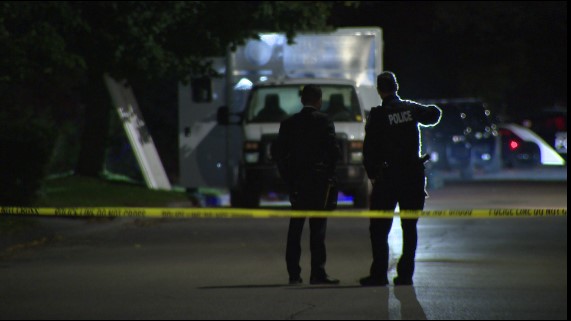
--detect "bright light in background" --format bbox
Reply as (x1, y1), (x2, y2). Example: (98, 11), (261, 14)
(260, 33), (282, 47)
(510, 140), (519, 150)
(234, 78), (253, 90)
(244, 41), (272, 66)
(452, 135), (465, 143)
(243, 34), (284, 67)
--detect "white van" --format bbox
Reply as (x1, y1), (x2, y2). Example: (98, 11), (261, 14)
(179, 28), (383, 208)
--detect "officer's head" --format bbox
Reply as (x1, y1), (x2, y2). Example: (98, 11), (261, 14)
(301, 84), (322, 109)
(377, 71), (399, 97)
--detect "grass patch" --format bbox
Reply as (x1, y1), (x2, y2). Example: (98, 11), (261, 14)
(33, 175), (190, 207)
(0, 176), (189, 232)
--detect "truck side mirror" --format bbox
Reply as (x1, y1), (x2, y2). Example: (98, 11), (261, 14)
(191, 76), (212, 103)
(217, 106), (229, 125)
(217, 106), (243, 125)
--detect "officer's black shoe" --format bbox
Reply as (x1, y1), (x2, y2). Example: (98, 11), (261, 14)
(289, 277), (303, 285)
(393, 276), (413, 286)
(310, 275), (340, 285)
(359, 275), (389, 286)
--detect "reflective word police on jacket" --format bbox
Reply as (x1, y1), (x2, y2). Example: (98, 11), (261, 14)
(363, 94), (442, 186)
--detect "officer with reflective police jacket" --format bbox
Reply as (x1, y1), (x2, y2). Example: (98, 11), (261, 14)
(360, 72), (441, 286)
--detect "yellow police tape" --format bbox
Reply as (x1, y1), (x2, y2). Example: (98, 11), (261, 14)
(0, 207), (567, 219)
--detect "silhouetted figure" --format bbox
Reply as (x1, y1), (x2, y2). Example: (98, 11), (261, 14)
(271, 84), (340, 285)
(360, 71), (441, 286)
(252, 94), (288, 122)
(326, 94), (352, 121)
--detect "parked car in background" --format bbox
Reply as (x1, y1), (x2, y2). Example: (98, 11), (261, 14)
(499, 123), (566, 167)
(498, 124), (541, 168)
(517, 107), (567, 162)
(419, 98), (501, 179)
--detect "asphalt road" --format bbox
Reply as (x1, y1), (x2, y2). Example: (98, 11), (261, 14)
(0, 180), (567, 320)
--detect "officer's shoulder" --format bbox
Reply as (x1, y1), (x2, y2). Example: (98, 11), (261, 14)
(369, 105), (382, 115)
(402, 99), (434, 108)
(400, 99), (419, 107)
(367, 105), (385, 118)
(400, 100), (426, 111)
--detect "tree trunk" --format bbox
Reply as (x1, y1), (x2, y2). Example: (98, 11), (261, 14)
(75, 74), (112, 177)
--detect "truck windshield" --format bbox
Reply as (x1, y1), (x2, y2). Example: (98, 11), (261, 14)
(245, 85), (362, 123)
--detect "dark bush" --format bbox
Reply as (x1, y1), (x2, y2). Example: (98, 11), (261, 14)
(46, 121), (82, 176)
(0, 109), (57, 205)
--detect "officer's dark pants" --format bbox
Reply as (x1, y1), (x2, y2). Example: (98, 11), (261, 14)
(286, 179), (335, 279)
(286, 217), (327, 279)
(369, 173), (426, 281)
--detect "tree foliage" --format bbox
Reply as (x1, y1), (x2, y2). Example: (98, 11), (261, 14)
(2, 1), (334, 84)
(0, 1), (336, 202)
(1, 1), (336, 103)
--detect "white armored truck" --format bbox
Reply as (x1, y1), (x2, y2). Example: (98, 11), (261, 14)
(178, 28), (383, 208)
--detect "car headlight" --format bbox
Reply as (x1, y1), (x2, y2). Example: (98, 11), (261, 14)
(350, 151), (363, 163)
(243, 141), (259, 163)
(349, 140), (364, 163)
(452, 135), (466, 143)
(245, 153), (259, 163)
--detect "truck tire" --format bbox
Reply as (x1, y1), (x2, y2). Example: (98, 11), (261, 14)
(352, 180), (371, 209)
(460, 166), (474, 180)
(230, 187), (260, 208)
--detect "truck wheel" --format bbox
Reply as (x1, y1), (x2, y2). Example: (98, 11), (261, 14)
(230, 187), (260, 208)
(352, 181), (371, 209)
(243, 189), (260, 208)
(460, 166), (474, 180)
(230, 189), (244, 208)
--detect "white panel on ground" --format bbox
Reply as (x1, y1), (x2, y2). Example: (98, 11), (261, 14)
(104, 74), (172, 190)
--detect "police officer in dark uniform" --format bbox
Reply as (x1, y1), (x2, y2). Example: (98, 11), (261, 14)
(272, 84), (340, 285)
(360, 72), (441, 286)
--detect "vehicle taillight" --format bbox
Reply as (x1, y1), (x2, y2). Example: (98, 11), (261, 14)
(349, 140), (364, 163)
(554, 116), (566, 131)
(509, 140), (519, 150)
(244, 141), (260, 163)
(349, 140), (364, 150)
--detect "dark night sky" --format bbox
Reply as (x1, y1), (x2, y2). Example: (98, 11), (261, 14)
(328, 1), (567, 117)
